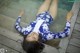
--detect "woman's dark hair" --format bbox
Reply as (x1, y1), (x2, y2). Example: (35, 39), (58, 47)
(22, 34), (45, 53)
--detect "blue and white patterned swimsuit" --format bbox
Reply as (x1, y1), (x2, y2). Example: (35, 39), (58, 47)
(15, 11), (70, 42)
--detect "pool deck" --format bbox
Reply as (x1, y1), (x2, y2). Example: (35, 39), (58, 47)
(0, 0), (80, 53)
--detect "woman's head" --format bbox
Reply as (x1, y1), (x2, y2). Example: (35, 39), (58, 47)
(26, 32), (39, 42)
(22, 32), (45, 53)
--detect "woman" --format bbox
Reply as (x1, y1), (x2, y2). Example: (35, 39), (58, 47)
(15, 0), (73, 53)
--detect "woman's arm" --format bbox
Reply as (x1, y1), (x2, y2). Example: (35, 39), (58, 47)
(15, 16), (22, 33)
(15, 10), (29, 35)
(15, 10), (24, 33)
(44, 11), (73, 41)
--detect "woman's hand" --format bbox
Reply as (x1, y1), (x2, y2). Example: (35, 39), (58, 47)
(19, 10), (24, 17)
(66, 11), (73, 21)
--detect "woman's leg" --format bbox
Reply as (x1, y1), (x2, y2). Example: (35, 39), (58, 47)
(37, 0), (51, 15)
(49, 0), (58, 20)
